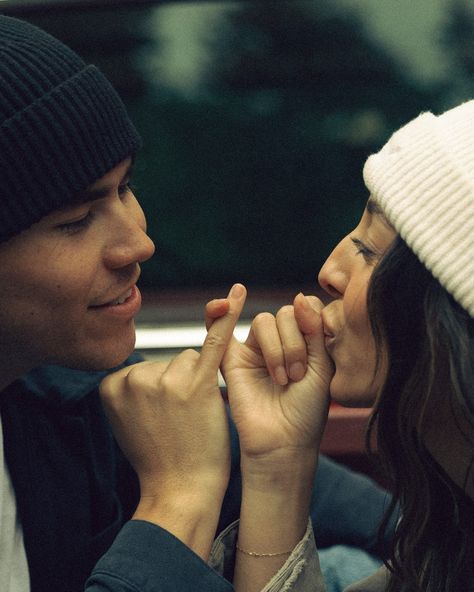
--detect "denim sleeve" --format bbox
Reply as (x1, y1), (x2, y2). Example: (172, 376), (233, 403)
(310, 455), (396, 557)
(86, 520), (234, 592)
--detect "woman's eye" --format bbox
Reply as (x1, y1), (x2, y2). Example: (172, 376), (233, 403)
(57, 212), (93, 234)
(351, 237), (376, 262)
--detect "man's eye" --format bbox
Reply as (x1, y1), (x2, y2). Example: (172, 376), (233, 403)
(350, 237), (376, 262)
(119, 182), (134, 197)
(57, 212), (93, 234)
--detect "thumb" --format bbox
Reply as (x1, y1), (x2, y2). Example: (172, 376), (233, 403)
(293, 293), (334, 385)
(205, 298), (230, 332)
(198, 283), (247, 378)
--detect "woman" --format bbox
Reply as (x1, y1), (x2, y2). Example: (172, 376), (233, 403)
(210, 99), (474, 591)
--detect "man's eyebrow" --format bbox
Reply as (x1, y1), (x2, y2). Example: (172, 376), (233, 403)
(61, 161), (134, 209)
(70, 162), (135, 204)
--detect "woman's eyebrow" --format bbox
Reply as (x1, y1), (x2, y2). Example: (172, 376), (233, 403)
(366, 197), (394, 228)
(366, 198), (384, 215)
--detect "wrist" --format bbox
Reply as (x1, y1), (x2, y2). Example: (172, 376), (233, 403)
(236, 474), (312, 575)
(133, 490), (224, 560)
(241, 448), (318, 492)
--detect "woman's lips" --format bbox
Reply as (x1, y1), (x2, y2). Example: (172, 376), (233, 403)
(324, 333), (336, 350)
(321, 312), (336, 350)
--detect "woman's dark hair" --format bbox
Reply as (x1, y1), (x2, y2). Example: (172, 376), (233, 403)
(367, 236), (474, 592)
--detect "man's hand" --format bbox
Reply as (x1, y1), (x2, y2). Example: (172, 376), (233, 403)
(100, 283), (247, 559)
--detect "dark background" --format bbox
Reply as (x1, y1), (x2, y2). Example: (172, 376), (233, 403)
(3, 0), (473, 292)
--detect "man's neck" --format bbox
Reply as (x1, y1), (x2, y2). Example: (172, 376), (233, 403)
(0, 352), (33, 393)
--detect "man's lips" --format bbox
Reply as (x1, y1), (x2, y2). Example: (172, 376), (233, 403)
(89, 287), (134, 308)
(89, 269), (141, 308)
(88, 284), (142, 318)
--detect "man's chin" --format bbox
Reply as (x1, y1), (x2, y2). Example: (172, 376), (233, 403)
(51, 344), (136, 373)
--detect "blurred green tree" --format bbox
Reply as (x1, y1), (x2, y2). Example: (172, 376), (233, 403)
(441, 0), (474, 101)
(186, 0), (436, 287)
(19, 6), (156, 98)
(15, 2), (436, 289)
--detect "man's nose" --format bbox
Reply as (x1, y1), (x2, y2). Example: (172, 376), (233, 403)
(103, 213), (155, 270)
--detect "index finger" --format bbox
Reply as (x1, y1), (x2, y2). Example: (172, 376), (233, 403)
(198, 283), (247, 377)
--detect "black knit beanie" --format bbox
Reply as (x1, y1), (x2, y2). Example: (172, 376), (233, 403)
(0, 16), (142, 242)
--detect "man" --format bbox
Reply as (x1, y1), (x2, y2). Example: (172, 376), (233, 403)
(0, 15), (393, 592)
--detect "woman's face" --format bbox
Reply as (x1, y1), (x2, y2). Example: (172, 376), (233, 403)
(318, 198), (397, 407)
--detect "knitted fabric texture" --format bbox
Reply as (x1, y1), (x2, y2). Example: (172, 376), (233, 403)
(363, 100), (474, 318)
(0, 16), (141, 242)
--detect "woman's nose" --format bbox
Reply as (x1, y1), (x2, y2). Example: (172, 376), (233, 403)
(318, 239), (348, 299)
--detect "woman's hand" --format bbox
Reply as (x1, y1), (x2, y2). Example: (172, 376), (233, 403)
(206, 292), (334, 591)
(100, 283), (246, 559)
(208, 292), (334, 464)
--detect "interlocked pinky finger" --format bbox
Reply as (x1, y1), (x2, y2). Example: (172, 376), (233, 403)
(250, 312), (289, 386)
(276, 305), (308, 382)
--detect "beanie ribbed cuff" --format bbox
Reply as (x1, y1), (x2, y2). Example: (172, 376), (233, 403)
(0, 65), (141, 241)
(363, 101), (474, 318)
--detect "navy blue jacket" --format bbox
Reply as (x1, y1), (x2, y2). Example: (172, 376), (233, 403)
(1, 360), (394, 591)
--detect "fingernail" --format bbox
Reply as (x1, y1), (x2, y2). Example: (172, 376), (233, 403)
(229, 283), (244, 299)
(300, 294), (311, 311)
(289, 362), (305, 382)
(274, 365), (288, 386)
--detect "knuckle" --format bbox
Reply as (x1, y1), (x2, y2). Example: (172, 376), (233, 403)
(175, 349), (200, 372)
(276, 305), (294, 319)
(253, 311), (275, 327)
(181, 348), (199, 360)
(123, 362), (162, 395)
(159, 371), (194, 403)
(124, 365), (146, 390)
(282, 340), (306, 360)
(99, 366), (131, 399)
(159, 370), (176, 392)
(203, 331), (227, 350)
(266, 349), (284, 365)
(99, 375), (114, 399)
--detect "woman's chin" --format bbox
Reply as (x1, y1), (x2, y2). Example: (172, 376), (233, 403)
(329, 377), (377, 408)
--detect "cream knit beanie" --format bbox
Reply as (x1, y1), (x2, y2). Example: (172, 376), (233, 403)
(363, 100), (474, 318)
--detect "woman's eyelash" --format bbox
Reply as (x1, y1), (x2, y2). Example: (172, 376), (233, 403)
(351, 237), (376, 260)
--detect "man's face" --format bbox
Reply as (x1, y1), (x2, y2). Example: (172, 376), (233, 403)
(0, 158), (155, 375)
